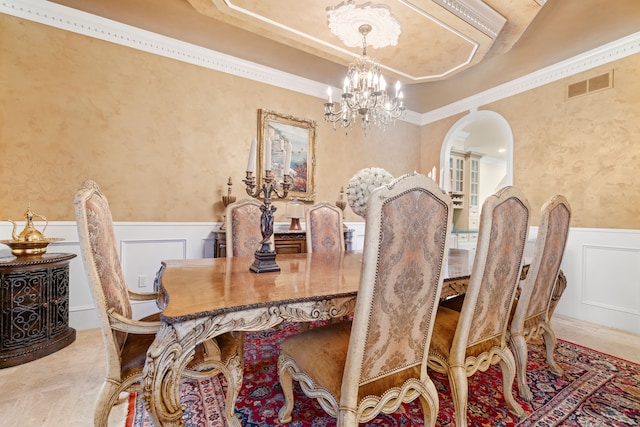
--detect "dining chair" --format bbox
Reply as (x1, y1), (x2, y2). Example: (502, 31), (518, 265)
(427, 186), (530, 426)
(509, 194), (571, 401)
(277, 173), (453, 426)
(306, 201), (345, 253)
(225, 198), (271, 257)
(74, 180), (244, 427)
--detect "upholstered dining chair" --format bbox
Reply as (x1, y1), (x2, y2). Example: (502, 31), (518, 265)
(427, 186), (531, 426)
(509, 194), (571, 401)
(306, 201), (345, 253)
(277, 173), (453, 426)
(225, 198), (272, 257)
(74, 180), (244, 427)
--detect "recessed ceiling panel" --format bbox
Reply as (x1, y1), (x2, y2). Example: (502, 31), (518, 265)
(188, 0), (539, 82)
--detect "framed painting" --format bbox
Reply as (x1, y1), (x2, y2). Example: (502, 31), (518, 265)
(257, 109), (317, 201)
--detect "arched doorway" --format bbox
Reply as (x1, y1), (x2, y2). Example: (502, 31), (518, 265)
(440, 110), (513, 204)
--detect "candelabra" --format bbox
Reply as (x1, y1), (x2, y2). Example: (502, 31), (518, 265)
(243, 170), (291, 273)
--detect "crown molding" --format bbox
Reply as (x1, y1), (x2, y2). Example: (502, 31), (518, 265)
(2, 0), (638, 128)
(421, 31), (640, 125)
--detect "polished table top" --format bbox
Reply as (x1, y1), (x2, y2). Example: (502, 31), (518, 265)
(158, 249), (475, 323)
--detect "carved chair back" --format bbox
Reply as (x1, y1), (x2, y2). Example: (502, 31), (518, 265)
(509, 194), (571, 400)
(74, 180), (131, 363)
(225, 198), (268, 257)
(341, 172), (453, 415)
(306, 201), (344, 253)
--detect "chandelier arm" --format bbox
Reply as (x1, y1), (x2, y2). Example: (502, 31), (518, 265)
(322, 23), (404, 133)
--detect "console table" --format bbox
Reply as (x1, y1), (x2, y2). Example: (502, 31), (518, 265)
(0, 253), (76, 368)
(206, 228), (354, 258)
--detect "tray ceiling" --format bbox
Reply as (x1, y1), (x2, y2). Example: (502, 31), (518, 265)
(187, 0), (542, 83)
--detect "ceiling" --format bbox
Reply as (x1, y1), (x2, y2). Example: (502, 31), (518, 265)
(50, 0), (640, 113)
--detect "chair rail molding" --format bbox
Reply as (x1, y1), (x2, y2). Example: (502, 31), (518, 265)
(1, 221), (638, 334)
(3, 0), (639, 126)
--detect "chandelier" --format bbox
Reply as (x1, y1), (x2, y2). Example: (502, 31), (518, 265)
(324, 24), (405, 133)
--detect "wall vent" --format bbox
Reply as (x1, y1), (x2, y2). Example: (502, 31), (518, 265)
(567, 70), (614, 100)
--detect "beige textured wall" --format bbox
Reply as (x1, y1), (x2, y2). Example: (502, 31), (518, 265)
(420, 54), (640, 229)
(487, 54), (640, 228)
(419, 56), (640, 229)
(0, 15), (421, 223)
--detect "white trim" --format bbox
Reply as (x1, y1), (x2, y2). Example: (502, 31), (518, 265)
(2, 221), (638, 334)
(3, 0), (638, 127)
(421, 31), (640, 124)
(439, 110), (513, 191)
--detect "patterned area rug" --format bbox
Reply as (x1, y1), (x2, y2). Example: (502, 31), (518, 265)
(127, 322), (640, 426)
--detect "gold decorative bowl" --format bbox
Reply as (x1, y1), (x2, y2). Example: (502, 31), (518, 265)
(0, 238), (64, 256)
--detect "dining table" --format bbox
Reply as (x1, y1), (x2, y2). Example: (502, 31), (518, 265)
(140, 248), (556, 426)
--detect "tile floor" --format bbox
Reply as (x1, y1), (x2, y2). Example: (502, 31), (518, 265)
(0, 315), (638, 427)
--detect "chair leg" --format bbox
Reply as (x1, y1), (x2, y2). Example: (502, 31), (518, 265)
(448, 365), (469, 427)
(277, 355), (295, 423)
(498, 349), (525, 418)
(419, 379), (439, 427)
(542, 324), (563, 376)
(94, 380), (124, 427)
(510, 332), (533, 401)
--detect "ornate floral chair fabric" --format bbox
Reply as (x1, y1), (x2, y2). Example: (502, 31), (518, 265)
(277, 173), (453, 426)
(306, 201), (345, 253)
(225, 198), (271, 257)
(74, 180), (244, 427)
(427, 186), (531, 426)
(509, 194), (571, 401)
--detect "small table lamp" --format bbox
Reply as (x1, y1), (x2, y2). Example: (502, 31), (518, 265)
(285, 199), (305, 230)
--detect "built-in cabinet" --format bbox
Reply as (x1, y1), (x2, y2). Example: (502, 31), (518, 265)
(449, 149), (483, 231)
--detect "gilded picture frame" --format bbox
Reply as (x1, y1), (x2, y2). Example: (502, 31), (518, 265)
(257, 109), (317, 201)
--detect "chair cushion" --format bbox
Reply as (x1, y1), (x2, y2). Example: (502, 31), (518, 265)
(429, 306), (502, 363)
(281, 321), (351, 401)
(280, 321), (423, 403)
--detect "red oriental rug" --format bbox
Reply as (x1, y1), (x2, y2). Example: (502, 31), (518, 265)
(127, 322), (640, 426)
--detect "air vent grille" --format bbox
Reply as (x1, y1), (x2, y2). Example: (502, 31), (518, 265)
(567, 70), (613, 100)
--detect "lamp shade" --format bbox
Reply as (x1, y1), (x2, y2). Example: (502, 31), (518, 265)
(285, 199), (305, 219)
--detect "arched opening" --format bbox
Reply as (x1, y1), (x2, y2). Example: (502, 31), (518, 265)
(440, 110), (513, 201)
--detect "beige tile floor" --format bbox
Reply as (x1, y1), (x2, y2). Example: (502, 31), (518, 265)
(0, 315), (638, 427)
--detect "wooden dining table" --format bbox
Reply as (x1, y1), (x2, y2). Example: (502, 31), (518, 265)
(141, 248), (477, 426)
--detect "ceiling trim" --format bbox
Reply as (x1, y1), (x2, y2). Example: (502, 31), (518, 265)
(421, 31), (640, 125)
(216, 0), (483, 81)
(3, 0), (639, 128)
(430, 0), (506, 38)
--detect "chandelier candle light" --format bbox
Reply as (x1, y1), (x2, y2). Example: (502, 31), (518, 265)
(324, 23), (405, 133)
(243, 137), (292, 273)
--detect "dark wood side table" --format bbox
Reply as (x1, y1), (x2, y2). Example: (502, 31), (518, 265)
(0, 252), (76, 368)
(206, 229), (354, 258)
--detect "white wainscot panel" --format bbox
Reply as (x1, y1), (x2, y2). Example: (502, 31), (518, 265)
(554, 228), (640, 335)
(121, 239), (187, 293)
(582, 245), (640, 314)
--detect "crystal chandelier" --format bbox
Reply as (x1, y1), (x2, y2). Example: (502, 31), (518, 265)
(324, 24), (405, 133)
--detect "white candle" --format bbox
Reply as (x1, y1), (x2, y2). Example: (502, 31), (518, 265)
(246, 137), (257, 173)
(265, 138), (272, 171)
(283, 142), (292, 176)
(327, 86), (332, 104)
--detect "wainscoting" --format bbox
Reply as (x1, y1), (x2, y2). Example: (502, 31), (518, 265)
(0, 222), (638, 335)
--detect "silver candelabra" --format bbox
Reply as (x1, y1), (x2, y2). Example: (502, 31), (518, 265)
(243, 170), (291, 273)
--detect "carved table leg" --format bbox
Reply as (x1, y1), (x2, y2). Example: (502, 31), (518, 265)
(142, 321), (198, 427)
